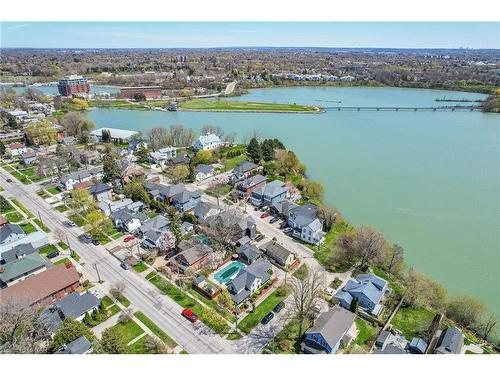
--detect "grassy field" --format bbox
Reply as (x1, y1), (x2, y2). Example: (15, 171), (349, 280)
(238, 289), (288, 334)
(5, 211), (23, 223)
(353, 318), (379, 350)
(134, 311), (178, 348)
(39, 244), (57, 255)
(10, 199), (34, 218)
(133, 262), (148, 273)
(89, 99), (149, 110)
(391, 306), (435, 340)
(179, 99), (320, 112)
(47, 187), (60, 195)
(33, 218), (50, 232)
(111, 319), (145, 345)
(54, 257), (71, 266)
(19, 222), (37, 234)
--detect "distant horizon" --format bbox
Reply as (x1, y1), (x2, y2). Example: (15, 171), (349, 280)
(1, 22), (499, 49)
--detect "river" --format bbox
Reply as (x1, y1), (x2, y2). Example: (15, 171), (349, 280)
(86, 86), (500, 318)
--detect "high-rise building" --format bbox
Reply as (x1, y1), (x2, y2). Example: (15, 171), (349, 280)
(58, 75), (90, 96)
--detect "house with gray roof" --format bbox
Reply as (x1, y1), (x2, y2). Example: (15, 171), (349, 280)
(55, 336), (93, 354)
(110, 208), (148, 233)
(235, 174), (267, 198)
(88, 183), (113, 201)
(172, 189), (202, 212)
(0, 230), (49, 259)
(149, 146), (177, 166)
(99, 197), (144, 216)
(58, 167), (103, 191)
(230, 160), (262, 184)
(409, 337), (428, 354)
(0, 243), (38, 264)
(250, 180), (287, 207)
(301, 305), (357, 354)
(137, 215), (170, 237)
(141, 229), (163, 250)
(0, 223), (26, 246)
(236, 243), (263, 265)
(175, 240), (212, 270)
(261, 240), (295, 268)
(194, 201), (221, 223)
(335, 273), (389, 316)
(373, 330), (409, 354)
(434, 327), (464, 354)
(194, 164), (215, 181)
(227, 259), (272, 305)
(0, 253), (52, 287)
(271, 199), (298, 219)
(287, 203), (325, 245)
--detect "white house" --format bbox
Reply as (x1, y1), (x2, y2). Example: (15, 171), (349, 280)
(287, 203), (326, 245)
(6, 142), (29, 156)
(194, 201), (221, 222)
(110, 208), (148, 233)
(194, 164), (215, 181)
(149, 147), (177, 165)
(193, 133), (222, 151)
(58, 167), (103, 191)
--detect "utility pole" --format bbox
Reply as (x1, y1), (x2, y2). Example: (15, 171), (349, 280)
(94, 263), (101, 283)
(37, 210), (42, 222)
(235, 306), (240, 335)
(66, 235), (72, 254)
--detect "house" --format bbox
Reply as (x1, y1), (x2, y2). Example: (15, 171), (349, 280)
(80, 150), (100, 165)
(226, 259), (272, 305)
(61, 136), (77, 146)
(409, 337), (428, 354)
(194, 164), (214, 181)
(6, 142), (29, 156)
(149, 147), (177, 165)
(58, 167), (103, 191)
(236, 243), (263, 265)
(301, 305), (357, 354)
(88, 183), (113, 201)
(180, 221), (194, 236)
(141, 229), (164, 250)
(55, 336), (93, 354)
(0, 264), (80, 306)
(41, 292), (100, 335)
(261, 240), (295, 268)
(99, 198), (144, 216)
(73, 180), (92, 191)
(0, 230), (49, 259)
(434, 327), (464, 354)
(175, 239), (212, 270)
(0, 243), (38, 264)
(194, 201), (221, 223)
(230, 160), (262, 184)
(121, 165), (145, 184)
(287, 203), (325, 245)
(193, 133), (222, 151)
(128, 139), (147, 153)
(137, 215), (170, 238)
(373, 330), (409, 354)
(237, 215), (257, 240)
(0, 253), (52, 287)
(235, 174), (267, 198)
(0, 223), (26, 246)
(170, 154), (191, 167)
(192, 276), (221, 300)
(110, 208), (148, 233)
(250, 180), (287, 207)
(20, 152), (37, 165)
(171, 189), (202, 212)
(90, 127), (139, 142)
(145, 181), (185, 203)
(335, 274), (389, 316)
(271, 199), (297, 219)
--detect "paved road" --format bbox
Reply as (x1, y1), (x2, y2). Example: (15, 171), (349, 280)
(224, 81), (237, 95)
(0, 168), (236, 354)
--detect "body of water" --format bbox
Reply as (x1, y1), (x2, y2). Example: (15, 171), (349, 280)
(87, 86), (500, 317)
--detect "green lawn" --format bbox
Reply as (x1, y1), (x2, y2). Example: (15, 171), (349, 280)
(133, 262), (148, 273)
(19, 222), (37, 234)
(266, 319), (311, 354)
(239, 289), (289, 334)
(117, 295), (131, 308)
(179, 99), (320, 112)
(190, 288), (234, 321)
(68, 213), (86, 227)
(292, 264), (308, 280)
(39, 244), (58, 255)
(391, 306), (435, 340)
(223, 154), (248, 171)
(101, 295), (115, 309)
(47, 186), (60, 195)
(134, 311), (178, 348)
(11, 171), (31, 184)
(33, 218), (51, 232)
(5, 211), (24, 223)
(55, 205), (69, 213)
(353, 318), (379, 350)
(127, 334), (153, 354)
(54, 257), (71, 266)
(70, 250), (81, 261)
(111, 319), (145, 345)
(58, 241), (69, 250)
(108, 304), (121, 316)
(10, 199), (34, 218)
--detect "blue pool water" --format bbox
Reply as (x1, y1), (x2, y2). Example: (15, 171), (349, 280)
(214, 261), (246, 284)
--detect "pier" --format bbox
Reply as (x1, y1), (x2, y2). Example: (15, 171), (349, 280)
(323, 105), (482, 112)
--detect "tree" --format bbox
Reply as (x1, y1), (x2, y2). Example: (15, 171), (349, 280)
(95, 327), (128, 354)
(84, 209), (112, 238)
(261, 138), (285, 162)
(71, 97), (89, 111)
(352, 226), (387, 269)
(317, 204), (339, 231)
(205, 208), (244, 253)
(217, 290), (235, 312)
(0, 141), (5, 155)
(301, 180), (324, 202)
(101, 129), (111, 143)
(25, 120), (58, 145)
(401, 268), (447, 310)
(148, 127), (169, 150)
(59, 111), (95, 142)
(110, 281), (127, 301)
(206, 180), (228, 209)
(223, 132), (236, 144)
(144, 336), (170, 354)
(67, 188), (95, 216)
(478, 314), (498, 340)
(274, 149), (306, 177)
(158, 230), (176, 255)
(446, 295), (486, 330)
(102, 146), (122, 182)
(201, 125), (224, 138)
(50, 318), (95, 353)
(167, 164), (189, 183)
(0, 298), (51, 354)
(386, 244), (405, 274)
(350, 296), (359, 313)
(165, 206), (182, 244)
(133, 92), (146, 102)
(289, 268), (325, 338)
(246, 137), (261, 163)
(168, 124), (195, 146)
(134, 146), (149, 163)
(190, 149), (212, 167)
(123, 178), (150, 204)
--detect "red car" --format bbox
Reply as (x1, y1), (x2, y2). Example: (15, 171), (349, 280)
(181, 308), (198, 322)
(123, 235), (135, 243)
(260, 212), (270, 219)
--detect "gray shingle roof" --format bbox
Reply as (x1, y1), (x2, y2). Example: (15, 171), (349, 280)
(88, 183), (112, 195)
(194, 164), (214, 175)
(0, 223), (25, 243)
(435, 327), (464, 354)
(238, 174), (266, 190)
(289, 203), (320, 227)
(305, 305), (355, 348)
(139, 215), (170, 233)
(262, 240), (292, 265)
(56, 292), (100, 319)
(1, 243), (37, 263)
(234, 161), (259, 174)
(55, 336), (92, 354)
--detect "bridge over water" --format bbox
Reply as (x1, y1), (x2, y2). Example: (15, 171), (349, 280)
(323, 105), (482, 112)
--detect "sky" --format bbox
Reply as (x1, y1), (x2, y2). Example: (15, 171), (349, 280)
(1, 22), (499, 49)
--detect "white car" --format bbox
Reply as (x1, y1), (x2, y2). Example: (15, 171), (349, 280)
(323, 287), (336, 296)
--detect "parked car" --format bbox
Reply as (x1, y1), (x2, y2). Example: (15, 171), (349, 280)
(322, 287), (336, 297)
(260, 206), (269, 212)
(6, 178), (12, 183)
(46, 250), (60, 259)
(79, 233), (92, 243)
(283, 227), (293, 234)
(182, 308), (198, 322)
(279, 222), (288, 229)
(66, 220), (76, 227)
(269, 217), (279, 224)
(273, 302), (285, 313)
(120, 262), (131, 270)
(261, 312), (275, 325)
(260, 212), (270, 219)
(124, 235), (135, 243)
(91, 239), (100, 246)
(254, 234), (265, 242)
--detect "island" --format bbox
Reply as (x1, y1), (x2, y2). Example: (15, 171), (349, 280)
(177, 99), (321, 113)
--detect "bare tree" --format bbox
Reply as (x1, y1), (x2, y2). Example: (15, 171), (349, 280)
(110, 281), (127, 300)
(148, 127), (169, 150)
(201, 125), (224, 138)
(288, 268), (325, 338)
(144, 336), (170, 354)
(478, 314), (498, 340)
(118, 308), (134, 323)
(168, 124), (195, 147)
(352, 226), (387, 269)
(207, 180), (229, 209)
(205, 208), (244, 253)
(223, 131), (236, 144)
(0, 298), (51, 354)
(317, 204), (340, 232)
(158, 230), (176, 255)
(386, 244), (405, 274)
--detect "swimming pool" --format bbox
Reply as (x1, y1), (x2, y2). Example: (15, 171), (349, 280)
(214, 261), (246, 285)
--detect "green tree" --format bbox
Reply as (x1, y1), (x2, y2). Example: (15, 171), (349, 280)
(217, 289), (236, 312)
(101, 129), (111, 143)
(67, 188), (95, 216)
(25, 120), (58, 146)
(165, 206), (182, 244)
(123, 178), (150, 204)
(167, 164), (190, 183)
(133, 92), (146, 102)
(95, 327), (128, 354)
(350, 296), (359, 313)
(246, 137), (262, 163)
(102, 146), (122, 182)
(0, 141), (5, 155)
(446, 295), (486, 330)
(59, 112), (95, 142)
(190, 149), (212, 167)
(134, 146), (149, 163)
(261, 138), (285, 162)
(85, 209), (113, 238)
(301, 180), (324, 202)
(50, 318), (95, 353)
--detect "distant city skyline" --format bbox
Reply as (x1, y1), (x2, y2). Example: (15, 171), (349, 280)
(1, 22), (499, 49)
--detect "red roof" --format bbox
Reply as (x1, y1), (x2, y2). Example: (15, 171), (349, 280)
(8, 142), (25, 150)
(73, 180), (93, 190)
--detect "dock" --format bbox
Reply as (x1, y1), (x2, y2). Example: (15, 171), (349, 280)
(323, 105), (482, 112)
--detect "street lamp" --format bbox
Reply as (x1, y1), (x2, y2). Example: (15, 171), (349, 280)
(234, 306), (240, 335)
(94, 263), (102, 283)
